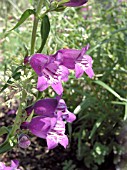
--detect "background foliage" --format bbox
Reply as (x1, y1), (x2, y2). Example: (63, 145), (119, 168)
(0, 0), (127, 169)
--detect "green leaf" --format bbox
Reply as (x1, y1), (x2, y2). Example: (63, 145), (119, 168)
(12, 72), (21, 80)
(94, 80), (127, 102)
(9, 9), (35, 31)
(124, 103), (127, 121)
(0, 80), (13, 93)
(23, 45), (29, 57)
(89, 115), (106, 139)
(74, 97), (97, 115)
(0, 136), (17, 154)
(0, 126), (9, 136)
(37, 15), (50, 53)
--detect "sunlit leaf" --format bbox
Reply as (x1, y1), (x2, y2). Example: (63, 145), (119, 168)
(9, 9), (35, 31)
(37, 15), (50, 53)
(94, 80), (127, 102)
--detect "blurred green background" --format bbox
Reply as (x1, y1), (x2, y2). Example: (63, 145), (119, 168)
(0, 0), (127, 169)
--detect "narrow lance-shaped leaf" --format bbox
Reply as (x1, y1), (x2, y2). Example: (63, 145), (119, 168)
(0, 136), (17, 154)
(94, 80), (127, 102)
(37, 15), (50, 53)
(0, 126), (9, 136)
(89, 115), (106, 139)
(124, 103), (127, 121)
(9, 9), (35, 31)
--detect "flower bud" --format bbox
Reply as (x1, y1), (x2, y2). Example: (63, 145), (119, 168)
(18, 134), (31, 149)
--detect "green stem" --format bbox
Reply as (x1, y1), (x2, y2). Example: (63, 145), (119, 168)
(0, 0), (45, 154)
(30, 0), (45, 55)
(9, 89), (26, 137)
(10, 0), (45, 136)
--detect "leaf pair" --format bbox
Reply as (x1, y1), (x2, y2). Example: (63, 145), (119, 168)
(9, 9), (50, 53)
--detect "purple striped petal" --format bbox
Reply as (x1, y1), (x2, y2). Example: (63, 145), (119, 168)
(51, 82), (63, 95)
(37, 76), (49, 91)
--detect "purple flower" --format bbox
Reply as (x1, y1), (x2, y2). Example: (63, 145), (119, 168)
(64, 0), (88, 7)
(23, 96), (75, 149)
(28, 113), (68, 149)
(52, 45), (94, 78)
(30, 53), (69, 95)
(46, 115), (68, 149)
(0, 160), (20, 170)
(25, 97), (76, 123)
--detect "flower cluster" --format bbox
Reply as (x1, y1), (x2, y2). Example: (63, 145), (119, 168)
(23, 97), (76, 149)
(21, 0), (94, 151)
(0, 160), (20, 170)
(26, 45), (94, 95)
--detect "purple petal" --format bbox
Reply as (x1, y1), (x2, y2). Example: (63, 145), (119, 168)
(33, 98), (58, 116)
(50, 51), (63, 65)
(57, 99), (67, 112)
(85, 67), (94, 78)
(53, 49), (80, 69)
(30, 53), (50, 76)
(11, 160), (19, 168)
(37, 76), (49, 91)
(51, 82), (63, 95)
(24, 56), (30, 65)
(0, 162), (5, 169)
(20, 122), (29, 129)
(59, 65), (69, 82)
(59, 135), (69, 148)
(83, 55), (94, 78)
(65, 0), (88, 7)
(65, 111), (76, 123)
(25, 105), (34, 116)
(0, 160), (20, 170)
(46, 135), (58, 149)
(84, 54), (93, 67)
(28, 116), (56, 138)
(75, 63), (84, 78)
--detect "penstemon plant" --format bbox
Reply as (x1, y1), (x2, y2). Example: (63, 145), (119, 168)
(0, 0), (94, 168)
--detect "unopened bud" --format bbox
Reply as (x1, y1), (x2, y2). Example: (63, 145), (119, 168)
(18, 134), (31, 149)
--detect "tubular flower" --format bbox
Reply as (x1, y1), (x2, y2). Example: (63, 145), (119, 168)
(46, 114), (68, 149)
(27, 113), (68, 149)
(30, 53), (69, 95)
(52, 44), (94, 78)
(0, 160), (20, 170)
(25, 97), (76, 123)
(64, 0), (88, 7)
(23, 97), (75, 149)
